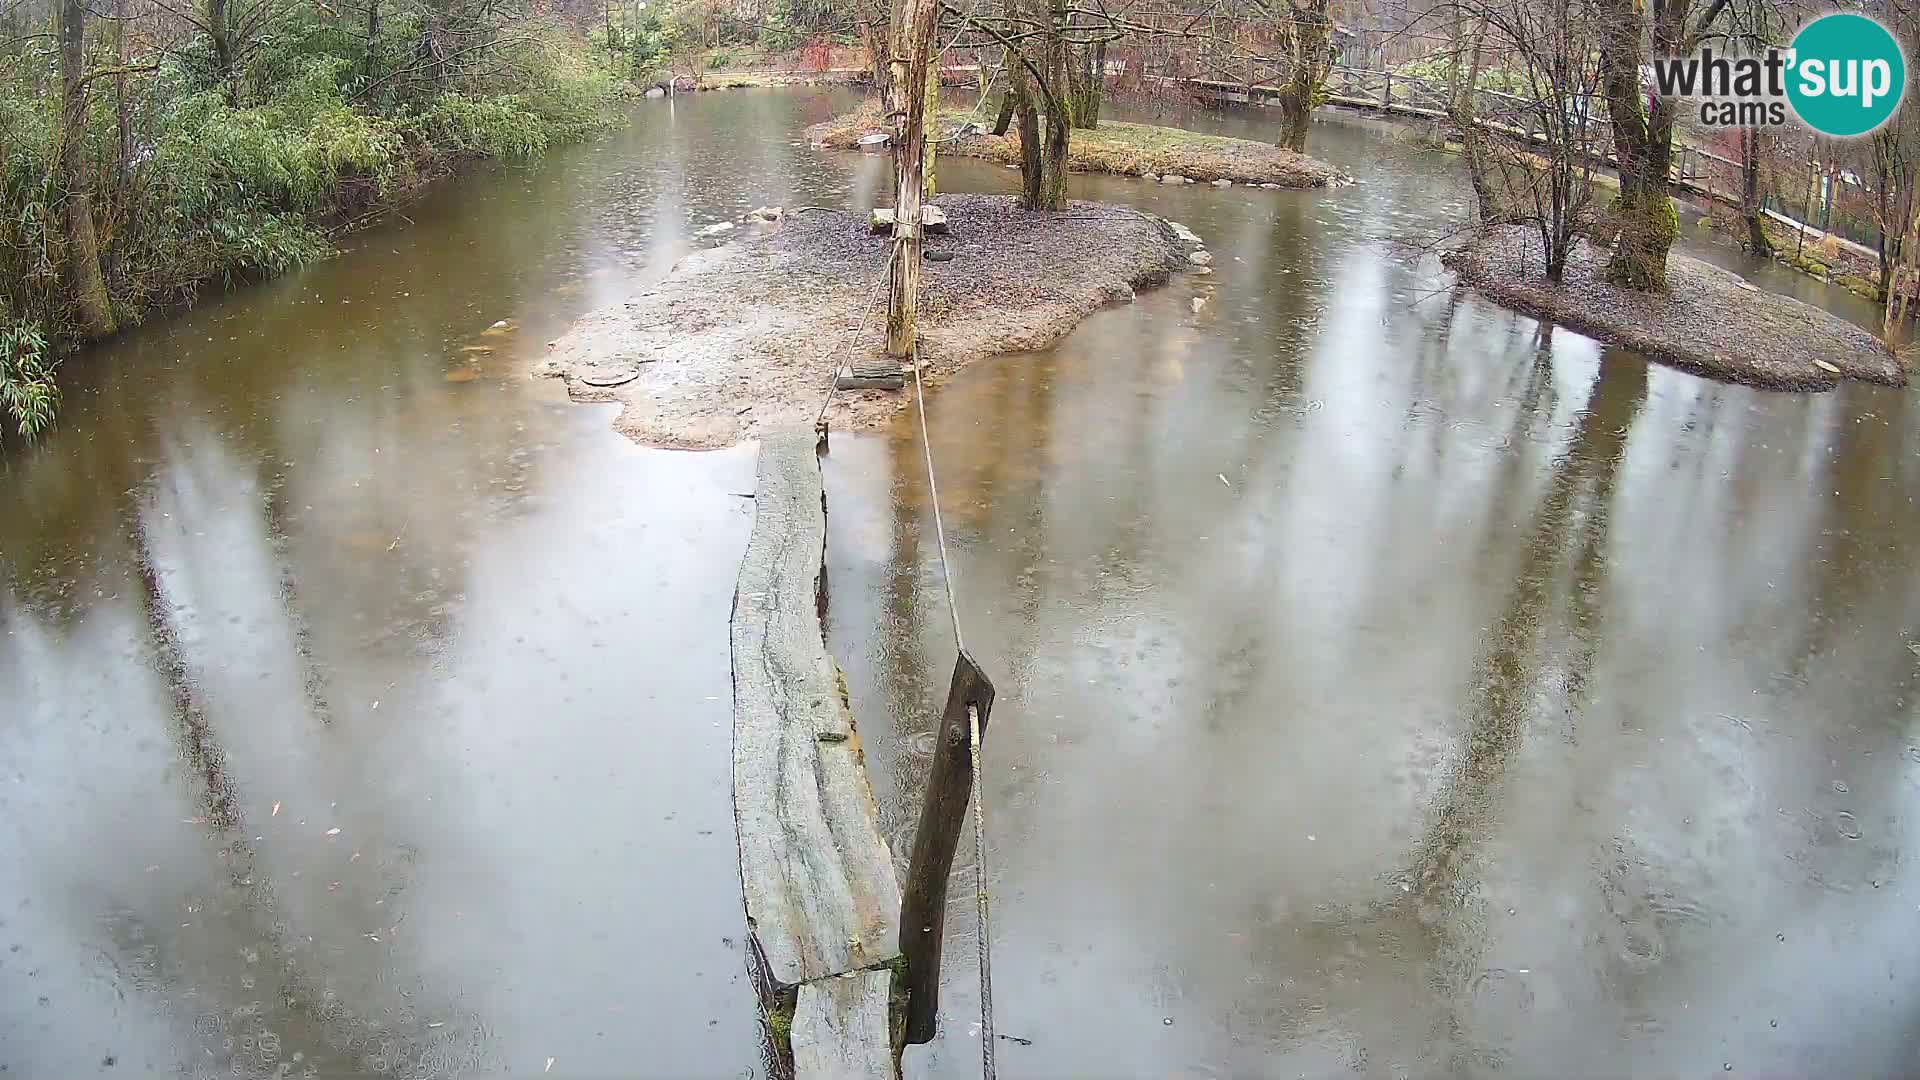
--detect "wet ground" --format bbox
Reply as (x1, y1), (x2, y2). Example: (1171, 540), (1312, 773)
(5, 88), (1919, 1078)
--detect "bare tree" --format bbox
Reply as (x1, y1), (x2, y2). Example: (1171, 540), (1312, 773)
(59, 0), (115, 339)
(1593, 0), (1733, 289)
(1430, 0), (1605, 280)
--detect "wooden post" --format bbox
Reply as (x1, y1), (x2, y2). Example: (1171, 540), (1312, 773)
(884, 0), (939, 359)
(898, 651), (996, 1046)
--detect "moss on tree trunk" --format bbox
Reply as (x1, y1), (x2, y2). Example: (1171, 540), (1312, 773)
(1275, 0), (1330, 154)
(1607, 186), (1678, 291)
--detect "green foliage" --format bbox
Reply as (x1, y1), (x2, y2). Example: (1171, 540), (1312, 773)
(0, 318), (56, 440)
(0, 14), (620, 437)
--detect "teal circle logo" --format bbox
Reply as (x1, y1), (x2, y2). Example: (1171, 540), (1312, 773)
(1787, 13), (1907, 137)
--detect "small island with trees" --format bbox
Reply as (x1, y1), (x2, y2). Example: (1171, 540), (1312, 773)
(4, 0), (1915, 443)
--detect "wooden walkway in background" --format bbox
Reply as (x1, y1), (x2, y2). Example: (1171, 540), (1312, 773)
(1169, 69), (1741, 208)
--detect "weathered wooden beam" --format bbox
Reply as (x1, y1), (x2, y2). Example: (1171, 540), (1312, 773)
(898, 650), (996, 1045)
(791, 970), (895, 1080)
(732, 432), (902, 989)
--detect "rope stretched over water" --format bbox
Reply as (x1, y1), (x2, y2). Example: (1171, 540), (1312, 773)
(968, 701), (994, 1080)
(810, 266), (892, 432)
(909, 344), (967, 653)
(908, 341), (994, 1080)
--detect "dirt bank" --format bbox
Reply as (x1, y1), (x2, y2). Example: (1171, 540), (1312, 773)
(808, 102), (1345, 189)
(1443, 225), (1907, 391)
(536, 194), (1195, 448)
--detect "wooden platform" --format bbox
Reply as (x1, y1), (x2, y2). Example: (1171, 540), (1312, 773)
(731, 431), (902, 1077)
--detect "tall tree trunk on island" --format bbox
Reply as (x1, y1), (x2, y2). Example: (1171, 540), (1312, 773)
(1598, 0), (1730, 289)
(883, 0), (937, 358)
(1035, 0), (1070, 210)
(1010, 54), (1044, 208)
(1597, 0), (1673, 289)
(1276, 0), (1330, 153)
(1740, 127), (1772, 256)
(60, 0), (116, 341)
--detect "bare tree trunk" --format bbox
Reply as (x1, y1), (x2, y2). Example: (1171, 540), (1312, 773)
(1887, 197), (1920, 346)
(1741, 127), (1772, 255)
(208, 0), (237, 104)
(1011, 53), (1043, 207)
(883, 0), (938, 358)
(1597, 0), (1676, 289)
(924, 54), (938, 198)
(1452, 18), (1508, 224)
(1067, 39), (1103, 128)
(1034, 0), (1070, 209)
(1080, 40), (1104, 127)
(1276, 0), (1330, 153)
(857, 1), (891, 97)
(364, 0), (380, 82)
(60, 0), (116, 341)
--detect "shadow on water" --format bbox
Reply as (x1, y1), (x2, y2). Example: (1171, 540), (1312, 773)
(824, 106), (1920, 1079)
(7, 86), (1920, 1079)
(0, 88), (895, 1077)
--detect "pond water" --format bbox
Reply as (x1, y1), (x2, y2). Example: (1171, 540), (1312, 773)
(3, 88), (1917, 1078)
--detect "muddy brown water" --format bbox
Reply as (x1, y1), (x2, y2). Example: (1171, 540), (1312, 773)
(3, 88), (1917, 1078)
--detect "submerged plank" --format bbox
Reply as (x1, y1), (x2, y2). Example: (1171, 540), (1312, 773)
(732, 432), (902, 988)
(790, 970), (894, 1080)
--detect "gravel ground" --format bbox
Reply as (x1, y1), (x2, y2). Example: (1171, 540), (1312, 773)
(536, 194), (1191, 448)
(1444, 225), (1907, 391)
(808, 104), (1345, 189)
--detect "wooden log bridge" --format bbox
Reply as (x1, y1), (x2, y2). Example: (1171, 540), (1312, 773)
(732, 431), (902, 1079)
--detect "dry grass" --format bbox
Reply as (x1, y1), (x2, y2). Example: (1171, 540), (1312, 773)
(808, 104), (1345, 189)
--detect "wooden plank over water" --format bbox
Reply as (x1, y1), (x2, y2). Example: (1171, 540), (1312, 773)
(790, 970), (895, 1080)
(731, 432), (902, 989)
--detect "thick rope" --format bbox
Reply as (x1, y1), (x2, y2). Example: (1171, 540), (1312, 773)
(909, 345), (966, 653)
(968, 702), (995, 1080)
(811, 265), (892, 432)
(909, 341), (993, 1079)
